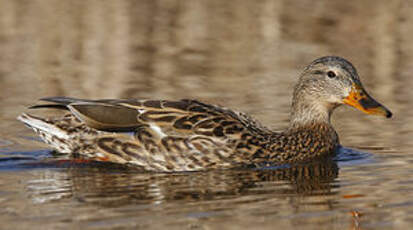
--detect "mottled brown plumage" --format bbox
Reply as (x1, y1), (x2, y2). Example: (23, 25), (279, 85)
(18, 56), (392, 172)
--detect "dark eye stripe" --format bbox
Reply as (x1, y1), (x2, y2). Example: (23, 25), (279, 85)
(312, 70), (323, 75)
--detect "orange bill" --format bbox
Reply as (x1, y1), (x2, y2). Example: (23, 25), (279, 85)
(343, 84), (392, 118)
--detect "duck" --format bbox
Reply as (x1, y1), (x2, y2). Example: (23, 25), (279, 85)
(17, 56), (392, 172)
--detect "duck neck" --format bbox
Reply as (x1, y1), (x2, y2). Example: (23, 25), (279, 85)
(289, 92), (337, 130)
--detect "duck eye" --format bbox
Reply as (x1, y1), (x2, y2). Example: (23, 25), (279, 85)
(327, 71), (336, 78)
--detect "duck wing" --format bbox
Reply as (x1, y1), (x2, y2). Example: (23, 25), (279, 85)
(31, 97), (271, 138)
(23, 97), (275, 171)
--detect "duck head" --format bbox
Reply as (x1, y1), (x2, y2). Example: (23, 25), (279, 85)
(290, 56), (392, 126)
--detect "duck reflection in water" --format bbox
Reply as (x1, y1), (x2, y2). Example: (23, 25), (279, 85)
(26, 158), (339, 209)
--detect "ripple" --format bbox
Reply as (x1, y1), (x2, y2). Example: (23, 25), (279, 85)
(335, 146), (374, 166)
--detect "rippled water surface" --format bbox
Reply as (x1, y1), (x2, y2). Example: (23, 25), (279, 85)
(1, 1), (413, 229)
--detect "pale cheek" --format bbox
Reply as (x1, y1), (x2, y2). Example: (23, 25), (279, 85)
(343, 87), (352, 98)
(327, 95), (343, 104)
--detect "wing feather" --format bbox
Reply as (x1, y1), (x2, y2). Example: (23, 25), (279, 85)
(23, 97), (273, 171)
(29, 97), (270, 146)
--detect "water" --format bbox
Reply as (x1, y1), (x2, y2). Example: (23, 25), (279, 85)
(1, 1), (413, 229)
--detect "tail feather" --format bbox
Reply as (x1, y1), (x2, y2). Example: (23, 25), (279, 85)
(26, 97), (83, 111)
(39, 96), (86, 105)
(17, 113), (72, 153)
(29, 104), (69, 110)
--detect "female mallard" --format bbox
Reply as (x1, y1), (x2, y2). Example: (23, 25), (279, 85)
(18, 56), (392, 172)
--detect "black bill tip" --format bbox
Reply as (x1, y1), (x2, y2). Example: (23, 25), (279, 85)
(385, 110), (392, 118)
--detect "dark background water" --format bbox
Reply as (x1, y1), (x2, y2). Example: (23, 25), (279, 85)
(1, 1), (413, 229)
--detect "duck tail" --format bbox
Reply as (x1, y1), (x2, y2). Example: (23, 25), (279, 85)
(17, 113), (73, 153)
